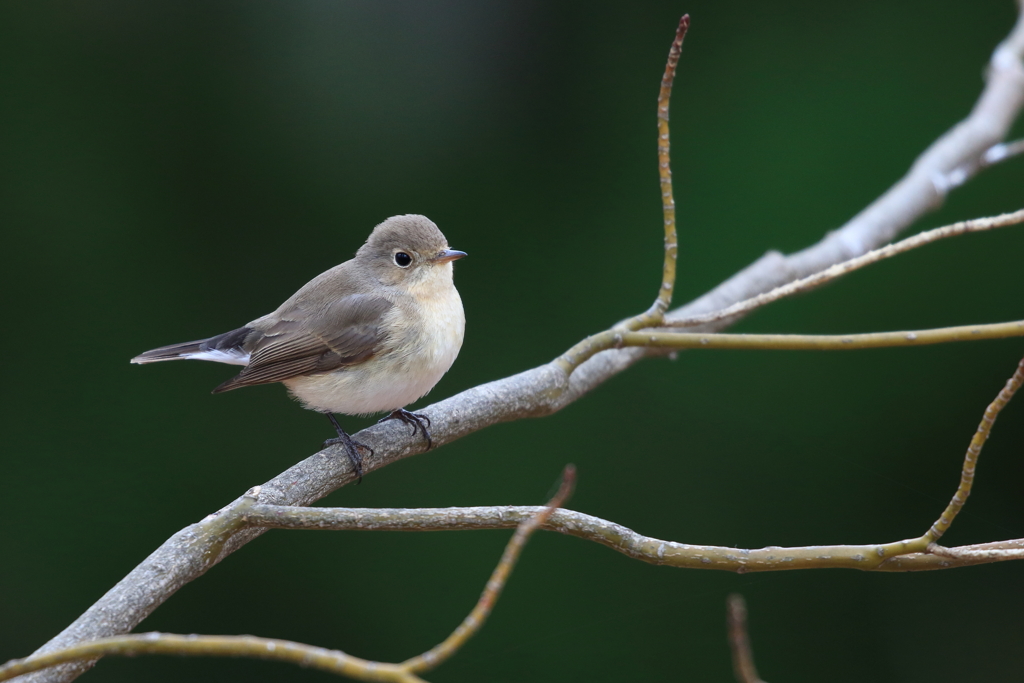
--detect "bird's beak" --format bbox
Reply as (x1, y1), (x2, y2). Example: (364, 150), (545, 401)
(432, 249), (467, 263)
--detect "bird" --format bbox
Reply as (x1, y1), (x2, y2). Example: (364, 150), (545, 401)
(131, 214), (466, 481)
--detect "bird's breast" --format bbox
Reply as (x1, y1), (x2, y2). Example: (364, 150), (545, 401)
(284, 280), (465, 415)
(381, 279), (465, 396)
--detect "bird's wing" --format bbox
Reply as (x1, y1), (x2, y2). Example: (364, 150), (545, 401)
(211, 294), (393, 393)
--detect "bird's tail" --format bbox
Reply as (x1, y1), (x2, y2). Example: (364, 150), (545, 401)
(130, 326), (252, 366)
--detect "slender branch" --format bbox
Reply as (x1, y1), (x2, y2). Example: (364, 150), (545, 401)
(619, 320), (1024, 352)
(0, 469), (576, 683)
(726, 595), (766, 683)
(666, 209), (1024, 329)
(0, 636), (423, 683)
(924, 356), (1024, 542)
(23, 7), (1024, 682)
(559, 13), (690, 375)
(402, 466), (575, 674)
(651, 14), (689, 317)
(231, 504), (1022, 573)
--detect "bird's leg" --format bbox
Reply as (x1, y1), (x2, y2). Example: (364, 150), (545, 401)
(378, 408), (433, 450)
(322, 413), (373, 484)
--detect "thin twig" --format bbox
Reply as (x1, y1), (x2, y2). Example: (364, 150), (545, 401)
(665, 209), (1024, 329)
(558, 13), (691, 374)
(925, 356), (1024, 542)
(726, 595), (766, 683)
(241, 501), (1024, 572)
(0, 636), (422, 683)
(559, 211), (1024, 369)
(618, 320), (1024, 352)
(402, 465), (575, 673)
(651, 14), (689, 317)
(0, 468), (577, 683)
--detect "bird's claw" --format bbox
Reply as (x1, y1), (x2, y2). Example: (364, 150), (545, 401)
(379, 409), (433, 450)
(322, 413), (373, 484)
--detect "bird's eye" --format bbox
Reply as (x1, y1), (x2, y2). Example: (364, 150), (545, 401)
(394, 252), (412, 267)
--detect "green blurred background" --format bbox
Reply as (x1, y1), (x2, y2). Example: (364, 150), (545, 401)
(2, 1), (1024, 680)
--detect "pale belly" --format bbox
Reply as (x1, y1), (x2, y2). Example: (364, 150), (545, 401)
(282, 285), (465, 415)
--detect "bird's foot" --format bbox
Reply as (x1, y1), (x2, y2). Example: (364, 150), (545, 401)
(322, 414), (373, 484)
(379, 408), (433, 450)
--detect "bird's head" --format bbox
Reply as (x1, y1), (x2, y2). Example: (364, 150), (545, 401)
(356, 214), (466, 288)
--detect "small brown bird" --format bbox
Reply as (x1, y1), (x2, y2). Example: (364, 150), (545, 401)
(131, 215), (466, 480)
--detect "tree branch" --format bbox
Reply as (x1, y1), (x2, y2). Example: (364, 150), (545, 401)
(21, 6), (1024, 682)
(620, 319), (1024, 351)
(0, 470), (576, 683)
(400, 465), (575, 674)
(237, 506), (1024, 572)
(924, 356), (1024, 543)
(2, 636), (424, 683)
(665, 209), (1024, 329)
(777, 2), (1024, 269)
(650, 14), (688, 317)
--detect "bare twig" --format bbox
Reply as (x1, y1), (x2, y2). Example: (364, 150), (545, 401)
(227, 505), (1023, 573)
(0, 635), (424, 683)
(727, 595), (766, 683)
(925, 356), (1024, 542)
(402, 465), (575, 674)
(22, 7), (1024, 682)
(650, 14), (689, 317)
(556, 14), (688, 368)
(0, 469), (577, 683)
(666, 209), (1024, 329)
(563, 12), (689, 347)
(621, 320), (1024, 351)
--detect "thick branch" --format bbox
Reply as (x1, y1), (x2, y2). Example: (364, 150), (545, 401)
(23, 7), (1024, 682)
